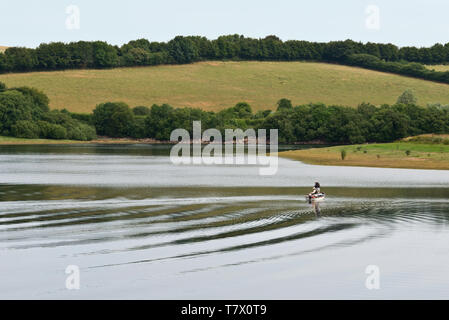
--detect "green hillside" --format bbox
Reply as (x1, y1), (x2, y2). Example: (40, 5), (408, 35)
(1, 61), (449, 113)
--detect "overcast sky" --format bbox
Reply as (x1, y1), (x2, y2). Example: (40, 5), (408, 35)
(1, 0), (448, 48)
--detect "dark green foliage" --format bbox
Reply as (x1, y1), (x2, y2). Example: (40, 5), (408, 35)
(14, 87), (50, 112)
(62, 110), (93, 124)
(277, 98), (293, 111)
(0, 81), (6, 92)
(36, 42), (72, 70)
(121, 39), (152, 53)
(345, 53), (449, 84)
(143, 104), (175, 140)
(11, 120), (40, 139)
(132, 117), (147, 139)
(0, 90), (36, 135)
(2, 47), (37, 71)
(38, 121), (67, 139)
(68, 41), (95, 68)
(93, 41), (120, 68)
(123, 48), (151, 66)
(41, 111), (96, 140)
(133, 106), (151, 116)
(254, 109), (272, 119)
(397, 89), (417, 105)
(0, 53), (6, 72)
(257, 100), (449, 144)
(168, 36), (200, 64)
(0, 87), (96, 140)
(93, 102), (135, 137)
(218, 102), (253, 120)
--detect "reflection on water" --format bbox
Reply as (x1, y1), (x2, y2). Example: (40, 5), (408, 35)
(312, 202), (321, 217)
(1, 145), (449, 299)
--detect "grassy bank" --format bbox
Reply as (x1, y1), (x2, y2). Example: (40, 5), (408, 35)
(280, 137), (449, 170)
(2, 61), (449, 113)
(0, 136), (85, 145)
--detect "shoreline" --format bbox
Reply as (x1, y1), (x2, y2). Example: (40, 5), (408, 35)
(279, 142), (449, 171)
(0, 136), (176, 146)
(0, 136), (288, 146)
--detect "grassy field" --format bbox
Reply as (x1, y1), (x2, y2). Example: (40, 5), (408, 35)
(2, 61), (449, 113)
(426, 65), (449, 72)
(280, 136), (449, 170)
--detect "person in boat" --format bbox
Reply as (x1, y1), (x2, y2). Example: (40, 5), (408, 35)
(309, 182), (321, 197)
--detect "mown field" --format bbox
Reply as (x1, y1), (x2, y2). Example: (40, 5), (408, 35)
(280, 135), (449, 170)
(2, 61), (449, 113)
(427, 64), (449, 72)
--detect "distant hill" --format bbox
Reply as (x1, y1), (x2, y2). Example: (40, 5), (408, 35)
(1, 61), (449, 113)
(0, 46), (8, 53)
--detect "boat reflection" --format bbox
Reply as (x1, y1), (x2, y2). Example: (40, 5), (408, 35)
(312, 201), (321, 217)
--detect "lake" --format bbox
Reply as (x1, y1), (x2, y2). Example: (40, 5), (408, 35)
(1, 144), (449, 299)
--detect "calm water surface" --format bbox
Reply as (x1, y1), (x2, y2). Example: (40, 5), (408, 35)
(0, 145), (448, 299)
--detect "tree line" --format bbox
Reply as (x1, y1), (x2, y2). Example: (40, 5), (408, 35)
(2, 81), (448, 144)
(345, 54), (449, 84)
(2, 36), (449, 82)
(91, 92), (449, 144)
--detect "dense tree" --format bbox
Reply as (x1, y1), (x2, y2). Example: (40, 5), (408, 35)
(0, 90), (35, 135)
(68, 41), (95, 68)
(168, 36), (200, 64)
(93, 102), (135, 137)
(133, 106), (151, 116)
(14, 87), (50, 112)
(36, 42), (72, 70)
(220, 102), (253, 119)
(93, 41), (119, 68)
(121, 39), (152, 53)
(11, 120), (40, 139)
(277, 98), (293, 111)
(0, 86), (95, 140)
(144, 104), (175, 140)
(397, 89), (418, 105)
(124, 48), (151, 66)
(3, 47), (37, 71)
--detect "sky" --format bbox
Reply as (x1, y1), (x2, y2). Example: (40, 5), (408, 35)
(1, 0), (448, 48)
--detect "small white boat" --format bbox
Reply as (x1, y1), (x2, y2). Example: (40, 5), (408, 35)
(306, 193), (326, 202)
